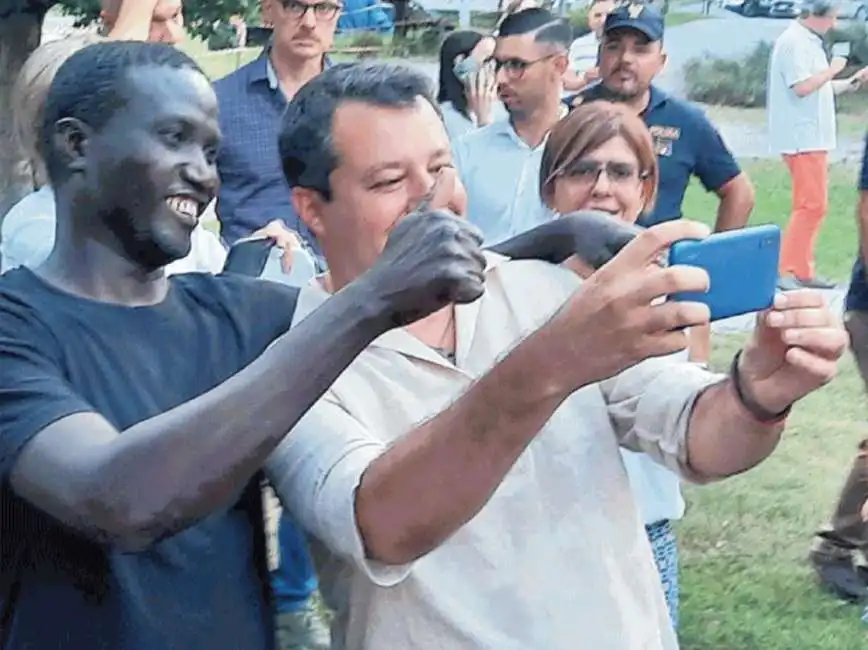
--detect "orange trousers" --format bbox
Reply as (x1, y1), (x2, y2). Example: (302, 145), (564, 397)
(779, 151), (829, 280)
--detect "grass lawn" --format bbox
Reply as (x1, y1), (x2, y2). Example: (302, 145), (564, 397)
(682, 159), (862, 282)
(679, 334), (868, 649)
(703, 97), (868, 139)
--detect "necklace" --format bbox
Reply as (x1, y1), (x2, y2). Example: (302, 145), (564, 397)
(430, 308), (457, 364)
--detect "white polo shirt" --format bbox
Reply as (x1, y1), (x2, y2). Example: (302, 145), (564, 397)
(767, 20), (837, 155)
(267, 253), (724, 650)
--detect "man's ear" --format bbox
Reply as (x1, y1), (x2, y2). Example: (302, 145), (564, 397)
(553, 53), (569, 75)
(51, 117), (92, 175)
(291, 187), (327, 240)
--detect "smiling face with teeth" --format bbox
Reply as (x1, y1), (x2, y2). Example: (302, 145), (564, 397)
(68, 63), (220, 271)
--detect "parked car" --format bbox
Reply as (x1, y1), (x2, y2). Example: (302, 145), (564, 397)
(723, 0), (801, 17)
(726, 0), (868, 17)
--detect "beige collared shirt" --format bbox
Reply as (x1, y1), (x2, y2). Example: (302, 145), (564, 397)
(267, 253), (723, 650)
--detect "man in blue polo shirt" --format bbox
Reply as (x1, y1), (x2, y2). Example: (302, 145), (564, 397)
(213, 0), (339, 261)
(566, 2), (755, 364)
(808, 133), (868, 602)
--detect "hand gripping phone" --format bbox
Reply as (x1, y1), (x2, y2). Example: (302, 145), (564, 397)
(668, 224), (781, 321)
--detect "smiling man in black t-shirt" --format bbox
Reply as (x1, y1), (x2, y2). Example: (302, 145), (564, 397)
(0, 41), (489, 649)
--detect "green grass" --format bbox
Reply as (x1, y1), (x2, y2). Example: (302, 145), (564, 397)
(682, 159), (862, 282)
(703, 99), (868, 138)
(678, 334), (868, 649)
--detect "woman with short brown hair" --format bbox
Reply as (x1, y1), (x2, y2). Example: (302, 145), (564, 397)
(540, 100), (658, 225)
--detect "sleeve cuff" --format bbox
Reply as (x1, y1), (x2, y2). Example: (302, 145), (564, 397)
(311, 443), (415, 588)
(630, 363), (727, 484)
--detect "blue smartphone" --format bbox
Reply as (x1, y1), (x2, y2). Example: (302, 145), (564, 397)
(667, 224), (780, 321)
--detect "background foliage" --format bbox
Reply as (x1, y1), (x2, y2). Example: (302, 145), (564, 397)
(57, 0), (261, 39)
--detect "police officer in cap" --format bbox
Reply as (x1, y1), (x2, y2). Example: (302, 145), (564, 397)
(566, 1), (755, 366)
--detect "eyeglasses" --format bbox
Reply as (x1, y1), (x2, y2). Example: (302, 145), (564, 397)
(280, 0), (342, 20)
(560, 159), (648, 186)
(490, 53), (561, 79)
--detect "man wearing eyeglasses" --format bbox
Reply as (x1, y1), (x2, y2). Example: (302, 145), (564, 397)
(213, 2), (342, 647)
(566, 3), (755, 367)
(213, 0), (341, 262)
(452, 8), (570, 246)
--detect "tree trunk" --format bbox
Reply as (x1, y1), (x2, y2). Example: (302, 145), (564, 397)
(0, 7), (46, 223)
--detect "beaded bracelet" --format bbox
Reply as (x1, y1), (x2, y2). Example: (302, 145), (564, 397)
(729, 349), (792, 425)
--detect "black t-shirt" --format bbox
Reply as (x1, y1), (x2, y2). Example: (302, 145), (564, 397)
(846, 133), (868, 312)
(0, 268), (298, 650)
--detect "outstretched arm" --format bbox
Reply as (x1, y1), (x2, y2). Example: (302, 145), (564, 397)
(102, 0), (160, 40)
(6, 211), (485, 552)
(8, 282), (389, 552)
(488, 211), (642, 270)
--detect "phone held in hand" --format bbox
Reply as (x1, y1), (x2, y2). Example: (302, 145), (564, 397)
(832, 41), (851, 61)
(223, 237), (274, 277)
(667, 224), (781, 322)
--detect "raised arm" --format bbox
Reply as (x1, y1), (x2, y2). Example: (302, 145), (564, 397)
(488, 210), (642, 269)
(271, 221), (714, 566)
(102, 0), (160, 40)
(6, 212), (485, 552)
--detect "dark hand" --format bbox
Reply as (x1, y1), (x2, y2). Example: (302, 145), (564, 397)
(559, 210), (644, 271)
(360, 172), (487, 328)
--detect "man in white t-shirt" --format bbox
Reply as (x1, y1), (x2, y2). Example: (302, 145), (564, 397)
(768, 0), (868, 290)
(265, 60), (847, 650)
(563, 0), (615, 92)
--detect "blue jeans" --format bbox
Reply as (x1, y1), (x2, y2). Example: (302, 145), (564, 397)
(646, 519), (680, 630)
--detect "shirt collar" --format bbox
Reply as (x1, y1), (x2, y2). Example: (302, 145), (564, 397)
(794, 19), (824, 43)
(645, 84), (667, 113)
(580, 82), (667, 113)
(251, 41), (333, 93)
(493, 104), (568, 150)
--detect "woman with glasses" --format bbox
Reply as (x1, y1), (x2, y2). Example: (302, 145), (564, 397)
(539, 100), (685, 633)
(436, 30), (505, 142)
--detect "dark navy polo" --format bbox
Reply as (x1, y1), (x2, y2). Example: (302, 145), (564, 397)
(566, 84), (742, 228)
(845, 133), (868, 312)
(213, 52), (324, 262)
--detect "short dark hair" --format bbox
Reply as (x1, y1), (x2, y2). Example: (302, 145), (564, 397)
(278, 62), (437, 200)
(437, 30), (487, 119)
(40, 40), (204, 184)
(497, 8), (573, 49)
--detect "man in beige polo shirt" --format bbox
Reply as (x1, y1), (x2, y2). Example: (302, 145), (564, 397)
(265, 62), (847, 650)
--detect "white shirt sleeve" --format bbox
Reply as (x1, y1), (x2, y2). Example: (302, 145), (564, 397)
(780, 40), (818, 88)
(265, 393), (414, 587)
(599, 355), (727, 483)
